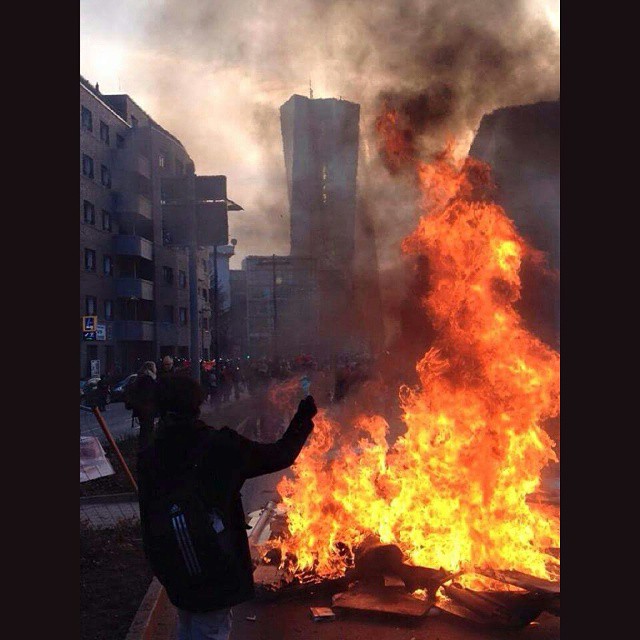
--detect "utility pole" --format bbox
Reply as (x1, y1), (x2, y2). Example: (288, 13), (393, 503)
(188, 237), (200, 381)
(272, 254), (278, 360)
(211, 244), (219, 364)
(199, 309), (205, 359)
(188, 175), (200, 381)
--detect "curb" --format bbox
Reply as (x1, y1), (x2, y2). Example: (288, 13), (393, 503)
(125, 578), (169, 640)
(80, 492), (138, 505)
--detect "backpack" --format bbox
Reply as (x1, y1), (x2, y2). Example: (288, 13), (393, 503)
(123, 378), (138, 411)
(124, 375), (154, 416)
(140, 441), (242, 595)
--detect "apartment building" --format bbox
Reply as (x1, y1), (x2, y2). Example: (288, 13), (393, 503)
(80, 76), (221, 377)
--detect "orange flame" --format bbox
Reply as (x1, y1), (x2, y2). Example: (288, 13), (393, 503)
(271, 108), (559, 584)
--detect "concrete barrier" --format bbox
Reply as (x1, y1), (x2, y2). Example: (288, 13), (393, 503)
(125, 578), (170, 640)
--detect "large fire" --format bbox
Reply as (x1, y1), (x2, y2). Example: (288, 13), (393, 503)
(270, 107), (560, 585)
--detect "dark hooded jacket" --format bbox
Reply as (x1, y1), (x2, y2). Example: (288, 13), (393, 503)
(137, 408), (314, 612)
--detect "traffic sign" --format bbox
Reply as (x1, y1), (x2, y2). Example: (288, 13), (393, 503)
(82, 315), (98, 332)
(83, 331), (96, 341)
(96, 324), (106, 341)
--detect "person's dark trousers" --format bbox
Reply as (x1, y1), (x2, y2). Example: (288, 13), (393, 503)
(138, 415), (155, 449)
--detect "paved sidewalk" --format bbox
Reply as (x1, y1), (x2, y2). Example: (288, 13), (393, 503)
(80, 498), (140, 528)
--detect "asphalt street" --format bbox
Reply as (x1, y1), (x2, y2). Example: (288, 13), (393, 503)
(80, 400), (136, 441)
(79, 390), (255, 442)
(154, 590), (560, 640)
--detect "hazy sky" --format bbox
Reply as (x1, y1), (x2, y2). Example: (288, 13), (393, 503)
(80, 0), (559, 269)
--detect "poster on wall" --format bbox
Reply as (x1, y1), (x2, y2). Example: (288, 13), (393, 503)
(80, 436), (115, 483)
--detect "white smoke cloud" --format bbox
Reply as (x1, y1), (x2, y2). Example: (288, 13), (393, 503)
(80, 0), (559, 269)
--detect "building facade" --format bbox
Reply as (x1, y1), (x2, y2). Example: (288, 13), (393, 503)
(228, 269), (248, 358)
(470, 101), (560, 270)
(280, 95), (360, 270)
(470, 100), (560, 347)
(80, 77), (217, 377)
(280, 95), (361, 356)
(222, 94), (368, 362)
(242, 256), (319, 359)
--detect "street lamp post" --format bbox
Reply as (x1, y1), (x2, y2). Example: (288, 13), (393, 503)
(272, 254), (278, 361)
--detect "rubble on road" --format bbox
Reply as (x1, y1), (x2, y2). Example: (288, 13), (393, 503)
(310, 607), (336, 621)
(247, 501), (560, 628)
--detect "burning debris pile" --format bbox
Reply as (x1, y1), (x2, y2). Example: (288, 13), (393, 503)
(250, 102), (560, 625)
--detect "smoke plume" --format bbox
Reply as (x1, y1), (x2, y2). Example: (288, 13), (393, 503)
(82, 0), (558, 265)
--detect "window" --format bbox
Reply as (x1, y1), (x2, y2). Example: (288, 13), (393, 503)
(179, 270), (187, 288)
(159, 154), (165, 168)
(102, 210), (111, 231)
(86, 296), (97, 315)
(116, 134), (125, 149)
(131, 115), (138, 127)
(81, 106), (93, 131)
(202, 288), (208, 301)
(103, 255), (113, 276)
(179, 307), (187, 325)
(82, 154), (94, 178)
(201, 317), (209, 330)
(163, 266), (174, 284)
(86, 345), (98, 377)
(104, 300), (113, 320)
(162, 305), (174, 323)
(85, 296), (99, 317)
(101, 165), (111, 188)
(84, 249), (96, 271)
(202, 259), (208, 273)
(99, 121), (110, 144)
(83, 201), (95, 225)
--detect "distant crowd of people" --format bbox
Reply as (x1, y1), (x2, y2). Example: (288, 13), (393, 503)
(83, 351), (375, 417)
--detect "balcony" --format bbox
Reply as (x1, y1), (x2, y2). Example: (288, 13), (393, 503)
(113, 235), (153, 260)
(114, 320), (155, 342)
(136, 155), (151, 179)
(117, 193), (152, 220)
(115, 277), (154, 300)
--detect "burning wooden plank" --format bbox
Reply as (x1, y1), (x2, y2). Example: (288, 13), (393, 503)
(442, 584), (551, 627)
(435, 599), (494, 625)
(478, 568), (560, 594)
(332, 583), (433, 618)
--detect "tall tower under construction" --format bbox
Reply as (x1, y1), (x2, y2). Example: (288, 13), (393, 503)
(280, 94), (361, 355)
